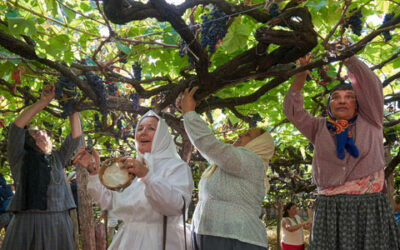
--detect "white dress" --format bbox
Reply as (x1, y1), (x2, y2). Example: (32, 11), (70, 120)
(88, 110), (194, 250)
(281, 215), (304, 246)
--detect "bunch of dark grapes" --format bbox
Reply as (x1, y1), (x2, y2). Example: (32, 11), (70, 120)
(84, 71), (108, 114)
(179, 24), (196, 64)
(94, 113), (101, 132)
(249, 113), (263, 127)
(104, 141), (112, 151)
(117, 117), (124, 130)
(106, 83), (118, 96)
(200, 6), (228, 53)
(129, 92), (140, 111)
(205, 111), (214, 124)
(118, 51), (128, 64)
(132, 62), (142, 81)
(57, 127), (62, 143)
(344, 9), (363, 36)
(381, 13), (394, 42)
(269, 3), (280, 17)
(54, 76), (79, 118)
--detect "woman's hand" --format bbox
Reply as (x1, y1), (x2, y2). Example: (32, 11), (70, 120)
(73, 146), (100, 175)
(40, 84), (55, 104)
(180, 87), (198, 114)
(289, 54), (311, 91)
(119, 157), (148, 178)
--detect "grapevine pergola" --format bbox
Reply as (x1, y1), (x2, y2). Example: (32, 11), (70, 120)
(0, 1), (400, 247)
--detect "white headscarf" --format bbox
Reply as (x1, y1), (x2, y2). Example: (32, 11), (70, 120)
(135, 110), (181, 167)
(245, 131), (274, 193)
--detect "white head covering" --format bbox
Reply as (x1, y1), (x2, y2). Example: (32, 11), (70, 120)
(244, 131), (274, 194)
(244, 131), (274, 167)
(135, 110), (181, 167)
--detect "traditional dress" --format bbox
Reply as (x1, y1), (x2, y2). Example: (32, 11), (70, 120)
(88, 110), (193, 250)
(2, 123), (83, 250)
(283, 56), (400, 249)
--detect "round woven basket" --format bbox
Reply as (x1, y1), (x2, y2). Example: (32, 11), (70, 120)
(99, 157), (135, 191)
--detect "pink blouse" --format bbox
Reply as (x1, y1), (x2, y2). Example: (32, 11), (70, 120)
(283, 56), (385, 190)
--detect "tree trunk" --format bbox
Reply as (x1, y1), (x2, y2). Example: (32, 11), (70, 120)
(76, 164), (96, 250)
(384, 145), (395, 209)
(65, 172), (80, 250)
(70, 208), (80, 250)
(276, 200), (282, 250)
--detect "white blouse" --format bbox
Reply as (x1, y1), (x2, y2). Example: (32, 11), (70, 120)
(281, 215), (304, 245)
(183, 111), (271, 248)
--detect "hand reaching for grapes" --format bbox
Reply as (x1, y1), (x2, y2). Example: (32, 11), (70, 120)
(40, 84), (55, 104)
(73, 146), (100, 175)
(296, 53), (311, 67)
(180, 87), (198, 114)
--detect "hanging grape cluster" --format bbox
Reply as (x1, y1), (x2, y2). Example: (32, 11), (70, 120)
(94, 113), (101, 132)
(132, 62), (142, 81)
(200, 6), (228, 53)
(54, 76), (79, 118)
(268, 3), (280, 17)
(178, 24), (196, 64)
(118, 51), (128, 64)
(381, 13), (394, 42)
(84, 71), (108, 114)
(129, 92), (140, 112)
(344, 9), (363, 36)
(106, 83), (118, 96)
(249, 113), (263, 127)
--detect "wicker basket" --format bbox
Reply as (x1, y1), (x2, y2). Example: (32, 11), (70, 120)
(99, 157), (135, 191)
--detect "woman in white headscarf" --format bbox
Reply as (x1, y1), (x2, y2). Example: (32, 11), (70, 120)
(76, 110), (194, 250)
(180, 88), (275, 250)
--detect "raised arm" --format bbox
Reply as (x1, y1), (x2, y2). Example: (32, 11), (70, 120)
(14, 85), (54, 128)
(344, 56), (383, 128)
(69, 112), (82, 139)
(180, 88), (261, 176)
(289, 56), (310, 91)
(282, 218), (307, 232)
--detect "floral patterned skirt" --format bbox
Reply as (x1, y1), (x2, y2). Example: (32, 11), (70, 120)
(309, 192), (400, 250)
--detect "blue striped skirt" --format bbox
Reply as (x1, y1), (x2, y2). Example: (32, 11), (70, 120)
(309, 192), (400, 250)
(1, 210), (74, 250)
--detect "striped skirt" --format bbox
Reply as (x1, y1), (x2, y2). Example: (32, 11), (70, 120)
(1, 210), (74, 250)
(309, 192), (400, 250)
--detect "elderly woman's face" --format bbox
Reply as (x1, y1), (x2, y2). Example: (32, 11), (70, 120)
(29, 128), (52, 154)
(329, 90), (357, 120)
(135, 116), (158, 154)
(233, 128), (261, 147)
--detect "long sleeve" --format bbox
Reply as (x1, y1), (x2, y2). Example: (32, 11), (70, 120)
(345, 56), (383, 128)
(282, 90), (320, 144)
(183, 111), (256, 177)
(57, 133), (85, 167)
(7, 123), (25, 170)
(140, 160), (193, 216)
(87, 175), (113, 211)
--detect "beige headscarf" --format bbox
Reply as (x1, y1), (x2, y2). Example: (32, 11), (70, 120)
(203, 131), (274, 194)
(244, 131), (274, 193)
(244, 131), (275, 167)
